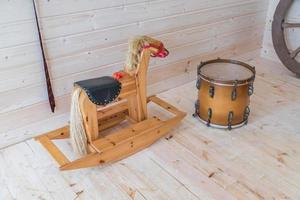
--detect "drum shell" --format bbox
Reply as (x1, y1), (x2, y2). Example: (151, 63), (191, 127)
(197, 78), (250, 126)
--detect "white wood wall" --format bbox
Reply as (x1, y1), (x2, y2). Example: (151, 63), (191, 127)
(0, 0), (269, 148)
(262, 0), (300, 62)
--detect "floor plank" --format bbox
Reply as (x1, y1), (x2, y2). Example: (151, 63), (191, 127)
(0, 143), (55, 200)
(27, 139), (132, 200)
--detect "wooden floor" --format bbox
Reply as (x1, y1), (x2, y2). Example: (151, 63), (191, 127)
(1, 50), (300, 200)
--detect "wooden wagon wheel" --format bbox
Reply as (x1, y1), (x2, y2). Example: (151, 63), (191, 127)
(272, 0), (300, 76)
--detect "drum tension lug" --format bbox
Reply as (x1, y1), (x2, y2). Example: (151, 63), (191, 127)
(248, 82), (254, 96)
(192, 100), (200, 117)
(207, 108), (212, 127)
(209, 86), (215, 98)
(196, 76), (201, 90)
(244, 106), (250, 125)
(228, 111), (234, 130)
(231, 80), (238, 101)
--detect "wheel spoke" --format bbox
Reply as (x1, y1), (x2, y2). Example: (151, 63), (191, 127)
(291, 46), (300, 59)
(283, 23), (300, 28)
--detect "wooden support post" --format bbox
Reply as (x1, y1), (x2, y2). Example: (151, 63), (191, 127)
(127, 50), (151, 122)
(136, 50), (151, 120)
(79, 91), (99, 142)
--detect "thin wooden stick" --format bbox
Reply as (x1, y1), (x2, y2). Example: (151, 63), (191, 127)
(32, 0), (56, 112)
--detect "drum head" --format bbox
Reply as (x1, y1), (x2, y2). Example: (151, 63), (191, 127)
(200, 62), (254, 82)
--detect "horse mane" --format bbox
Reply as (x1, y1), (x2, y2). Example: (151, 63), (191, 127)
(125, 36), (157, 74)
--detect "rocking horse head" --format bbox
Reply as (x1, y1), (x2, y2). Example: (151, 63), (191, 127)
(125, 36), (169, 74)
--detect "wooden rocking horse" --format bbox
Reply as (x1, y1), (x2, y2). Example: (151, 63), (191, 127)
(35, 36), (186, 170)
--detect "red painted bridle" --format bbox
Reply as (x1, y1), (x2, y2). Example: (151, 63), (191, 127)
(143, 43), (169, 58)
(113, 42), (169, 80)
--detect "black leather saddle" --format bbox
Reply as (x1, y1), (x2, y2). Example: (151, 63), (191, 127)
(75, 76), (122, 106)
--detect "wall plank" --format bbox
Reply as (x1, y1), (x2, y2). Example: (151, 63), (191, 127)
(0, 12), (266, 93)
(40, 0), (258, 39)
(45, 0), (268, 59)
(0, 0), (33, 24)
(38, 0), (152, 18)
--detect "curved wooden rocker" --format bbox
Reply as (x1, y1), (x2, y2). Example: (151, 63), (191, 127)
(35, 36), (186, 171)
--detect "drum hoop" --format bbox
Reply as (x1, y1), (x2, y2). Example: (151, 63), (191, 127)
(197, 58), (256, 85)
(196, 116), (247, 129)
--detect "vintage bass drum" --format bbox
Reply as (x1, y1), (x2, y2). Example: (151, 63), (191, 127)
(193, 58), (256, 130)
